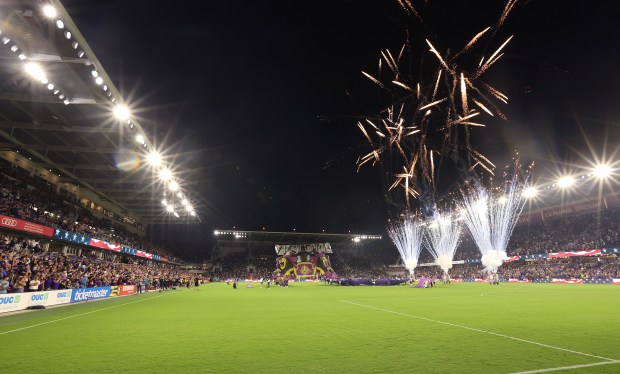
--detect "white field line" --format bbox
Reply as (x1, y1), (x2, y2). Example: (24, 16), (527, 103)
(0, 292), (170, 336)
(340, 300), (617, 362)
(510, 360), (620, 373)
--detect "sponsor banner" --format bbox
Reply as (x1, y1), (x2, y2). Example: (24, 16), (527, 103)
(584, 278), (612, 284)
(136, 250), (153, 259)
(548, 250), (601, 259)
(0, 294), (29, 313)
(89, 239), (121, 252)
(504, 256), (519, 262)
(0, 214), (54, 237)
(27, 289), (73, 307)
(551, 278), (584, 284)
(613, 279), (620, 285)
(508, 279), (531, 283)
(54, 228), (92, 246)
(110, 286), (120, 297)
(70, 286), (111, 302)
(118, 285), (136, 296)
(122, 246), (160, 261)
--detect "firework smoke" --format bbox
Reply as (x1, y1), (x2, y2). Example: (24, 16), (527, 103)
(460, 173), (526, 272)
(387, 214), (425, 275)
(424, 213), (462, 275)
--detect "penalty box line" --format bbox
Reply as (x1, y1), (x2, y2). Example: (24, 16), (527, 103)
(0, 292), (171, 336)
(340, 300), (617, 362)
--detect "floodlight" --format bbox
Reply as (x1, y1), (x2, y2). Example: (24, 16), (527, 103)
(498, 196), (508, 204)
(135, 134), (145, 144)
(56, 20), (64, 29)
(522, 186), (538, 198)
(593, 164), (612, 179)
(190, 211), (196, 217)
(95, 77), (103, 85)
(113, 105), (130, 121)
(185, 205), (192, 212)
(182, 199), (189, 206)
(557, 176), (575, 188)
(159, 168), (172, 181)
(162, 199), (167, 206)
(166, 204), (174, 212)
(42, 5), (57, 18)
(146, 151), (161, 166)
(353, 237), (361, 243)
(169, 181), (179, 191)
(24, 62), (46, 82)
(173, 212), (179, 218)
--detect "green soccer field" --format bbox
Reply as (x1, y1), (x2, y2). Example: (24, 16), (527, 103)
(1, 282), (618, 373)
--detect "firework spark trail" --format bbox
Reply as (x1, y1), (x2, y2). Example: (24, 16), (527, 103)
(460, 174), (527, 273)
(424, 213), (462, 275)
(387, 214), (425, 275)
(354, 0), (518, 208)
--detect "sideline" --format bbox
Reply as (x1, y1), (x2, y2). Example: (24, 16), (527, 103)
(510, 360), (620, 373)
(0, 292), (172, 336)
(340, 300), (617, 362)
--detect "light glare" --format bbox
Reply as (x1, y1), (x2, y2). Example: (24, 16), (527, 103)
(593, 164), (612, 179)
(42, 5), (57, 18)
(522, 186), (538, 198)
(558, 176), (575, 188)
(113, 105), (130, 121)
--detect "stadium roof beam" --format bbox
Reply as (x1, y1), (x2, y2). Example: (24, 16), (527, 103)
(0, 121), (121, 134)
(0, 142), (117, 154)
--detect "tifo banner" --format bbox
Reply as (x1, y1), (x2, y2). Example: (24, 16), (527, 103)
(54, 228), (91, 245)
(118, 285), (136, 296)
(70, 286), (111, 302)
(89, 239), (121, 252)
(0, 214), (54, 237)
(296, 262), (314, 277)
(275, 242), (332, 255)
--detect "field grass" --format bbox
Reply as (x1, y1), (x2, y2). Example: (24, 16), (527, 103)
(1, 282), (619, 373)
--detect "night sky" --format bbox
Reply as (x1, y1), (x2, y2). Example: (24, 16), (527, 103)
(63, 1), (620, 258)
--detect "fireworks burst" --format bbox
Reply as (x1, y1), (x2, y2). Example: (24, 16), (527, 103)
(459, 171), (527, 273)
(356, 0), (521, 209)
(387, 214), (425, 275)
(424, 213), (462, 275)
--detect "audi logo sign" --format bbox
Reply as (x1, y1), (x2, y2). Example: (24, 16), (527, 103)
(1, 218), (17, 227)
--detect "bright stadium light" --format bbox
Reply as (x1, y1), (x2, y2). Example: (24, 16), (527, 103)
(166, 204), (174, 212)
(352, 237), (361, 243)
(498, 196), (508, 204)
(42, 5), (57, 18)
(146, 151), (161, 166)
(173, 212), (180, 218)
(135, 134), (145, 144)
(182, 198), (189, 206)
(522, 186), (538, 198)
(159, 168), (172, 181)
(24, 62), (47, 83)
(558, 176), (575, 188)
(185, 205), (192, 212)
(169, 180), (179, 192)
(593, 164), (612, 179)
(162, 199), (168, 206)
(113, 105), (130, 121)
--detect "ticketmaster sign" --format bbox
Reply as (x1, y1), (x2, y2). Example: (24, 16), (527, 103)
(70, 287), (111, 303)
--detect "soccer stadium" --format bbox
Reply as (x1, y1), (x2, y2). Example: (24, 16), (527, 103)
(1, 1), (619, 373)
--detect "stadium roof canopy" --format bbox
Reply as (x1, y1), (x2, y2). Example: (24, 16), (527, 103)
(0, 0), (199, 225)
(214, 229), (383, 251)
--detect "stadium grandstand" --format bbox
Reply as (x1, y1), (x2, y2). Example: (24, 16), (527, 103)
(0, 0), (204, 306)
